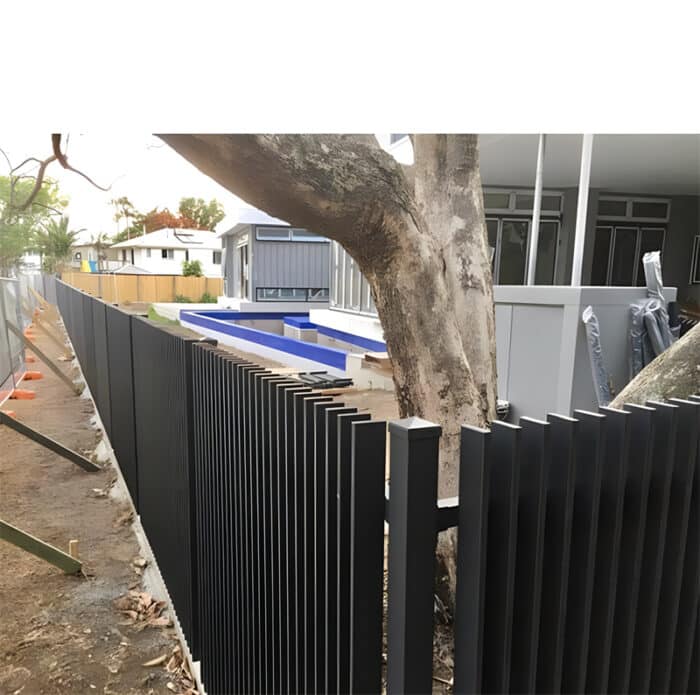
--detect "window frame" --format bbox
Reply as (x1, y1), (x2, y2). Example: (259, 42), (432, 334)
(255, 287), (330, 302)
(161, 248), (174, 260)
(690, 236), (700, 284)
(591, 224), (666, 286)
(212, 250), (222, 265)
(488, 216), (561, 285)
(597, 195), (671, 223)
(483, 187), (564, 217)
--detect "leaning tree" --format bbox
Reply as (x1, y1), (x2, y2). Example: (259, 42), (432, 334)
(159, 135), (498, 500)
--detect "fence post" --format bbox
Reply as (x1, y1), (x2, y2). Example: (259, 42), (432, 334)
(386, 417), (441, 695)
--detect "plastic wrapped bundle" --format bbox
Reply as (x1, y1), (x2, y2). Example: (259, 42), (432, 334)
(582, 305), (612, 406)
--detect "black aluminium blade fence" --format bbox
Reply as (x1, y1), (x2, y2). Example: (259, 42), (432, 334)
(55, 279), (699, 695)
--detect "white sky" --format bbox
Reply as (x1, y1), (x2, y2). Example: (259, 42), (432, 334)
(1, 133), (248, 244)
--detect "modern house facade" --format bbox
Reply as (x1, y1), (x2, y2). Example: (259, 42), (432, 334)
(306, 134), (698, 417)
(218, 207), (330, 310)
(110, 228), (223, 276)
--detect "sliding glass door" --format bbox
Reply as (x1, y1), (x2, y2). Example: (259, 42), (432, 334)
(487, 218), (560, 285)
(591, 225), (665, 286)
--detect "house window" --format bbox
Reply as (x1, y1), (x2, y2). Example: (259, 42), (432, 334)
(255, 226), (327, 242)
(389, 134), (408, 144)
(691, 237), (700, 284)
(161, 249), (174, 259)
(590, 225), (666, 286)
(256, 227), (291, 241)
(256, 288), (328, 301)
(487, 218), (560, 285)
(146, 248), (151, 258)
(330, 243), (376, 314)
(483, 189), (563, 216)
(185, 250), (190, 261)
(213, 250), (222, 264)
(597, 195), (671, 222)
(121, 250), (127, 262)
(290, 228), (327, 242)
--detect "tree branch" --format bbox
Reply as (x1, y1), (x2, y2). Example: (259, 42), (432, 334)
(157, 134), (416, 251)
(51, 133), (110, 192)
(14, 154), (57, 211)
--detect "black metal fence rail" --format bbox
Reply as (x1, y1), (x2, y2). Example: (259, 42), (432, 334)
(55, 279), (700, 695)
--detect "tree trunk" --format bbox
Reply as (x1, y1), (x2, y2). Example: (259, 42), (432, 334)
(159, 134), (498, 610)
(610, 323), (700, 407)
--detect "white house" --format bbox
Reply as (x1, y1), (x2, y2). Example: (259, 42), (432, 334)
(110, 228), (223, 276)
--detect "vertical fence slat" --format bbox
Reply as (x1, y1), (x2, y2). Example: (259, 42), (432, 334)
(453, 426), (490, 695)
(536, 414), (577, 694)
(670, 394), (700, 694)
(561, 410), (605, 693)
(608, 403), (655, 694)
(585, 405), (631, 693)
(651, 398), (700, 693)
(482, 421), (520, 695)
(348, 420), (386, 695)
(313, 400), (345, 695)
(281, 385), (311, 694)
(386, 417), (441, 695)
(303, 394), (332, 694)
(510, 417), (549, 694)
(629, 401), (679, 693)
(335, 410), (369, 695)
(324, 407), (358, 695)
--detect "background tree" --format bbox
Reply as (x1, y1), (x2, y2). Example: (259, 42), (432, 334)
(111, 196), (145, 241)
(178, 197), (225, 231)
(90, 232), (113, 270)
(34, 216), (80, 273)
(182, 259), (203, 277)
(0, 174), (67, 275)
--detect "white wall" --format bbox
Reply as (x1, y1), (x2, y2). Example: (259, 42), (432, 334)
(119, 247), (222, 276)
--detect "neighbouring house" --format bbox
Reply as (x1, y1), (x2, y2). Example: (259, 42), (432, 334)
(217, 207), (330, 309)
(110, 228), (223, 276)
(71, 243), (122, 271)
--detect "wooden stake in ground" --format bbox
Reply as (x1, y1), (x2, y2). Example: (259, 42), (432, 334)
(0, 519), (82, 574)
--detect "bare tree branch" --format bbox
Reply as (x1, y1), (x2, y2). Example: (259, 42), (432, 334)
(15, 154), (57, 211)
(158, 134), (415, 252)
(51, 133), (110, 192)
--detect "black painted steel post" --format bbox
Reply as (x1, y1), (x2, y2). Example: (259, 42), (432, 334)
(386, 417), (441, 695)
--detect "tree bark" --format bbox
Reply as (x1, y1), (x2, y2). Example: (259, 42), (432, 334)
(610, 323), (700, 408)
(160, 134), (498, 610)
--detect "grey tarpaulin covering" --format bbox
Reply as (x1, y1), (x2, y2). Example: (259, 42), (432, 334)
(628, 251), (677, 380)
(582, 305), (612, 406)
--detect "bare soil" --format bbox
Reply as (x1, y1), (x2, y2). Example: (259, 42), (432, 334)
(0, 317), (194, 695)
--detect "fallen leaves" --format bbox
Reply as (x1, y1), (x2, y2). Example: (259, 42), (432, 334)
(143, 645), (198, 695)
(113, 590), (171, 631)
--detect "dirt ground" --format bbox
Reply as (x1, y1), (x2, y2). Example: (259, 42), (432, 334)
(0, 316), (194, 694)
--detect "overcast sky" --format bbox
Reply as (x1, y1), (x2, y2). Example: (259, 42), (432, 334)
(1, 133), (248, 243)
